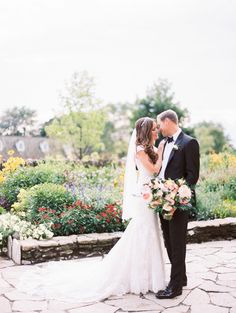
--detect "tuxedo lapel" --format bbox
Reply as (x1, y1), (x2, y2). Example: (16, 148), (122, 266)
(166, 131), (184, 167)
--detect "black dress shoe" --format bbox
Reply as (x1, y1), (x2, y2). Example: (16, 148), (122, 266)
(155, 287), (182, 299)
(183, 280), (187, 287)
(156, 283), (172, 297)
(156, 289), (165, 297)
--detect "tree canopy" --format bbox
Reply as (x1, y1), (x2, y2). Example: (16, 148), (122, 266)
(131, 79), (193, 135)
(45, 71), (106, 159)
(194, 121), (231, 154)
(0, 106), (36, 136)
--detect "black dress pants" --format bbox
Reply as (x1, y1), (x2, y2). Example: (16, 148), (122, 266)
(159, 209), (188, 290)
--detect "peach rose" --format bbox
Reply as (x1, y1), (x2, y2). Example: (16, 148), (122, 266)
(142, 185), (153, 202)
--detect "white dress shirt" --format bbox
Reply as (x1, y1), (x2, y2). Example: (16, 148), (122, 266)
(158, 128), (182, 179)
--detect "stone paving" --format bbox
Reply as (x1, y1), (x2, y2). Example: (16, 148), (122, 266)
(0, 240), (236, 313)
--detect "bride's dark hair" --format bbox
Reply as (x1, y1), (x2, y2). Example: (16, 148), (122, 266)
(135, 117), (158, 164)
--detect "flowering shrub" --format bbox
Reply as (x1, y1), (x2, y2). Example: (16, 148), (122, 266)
(64, 166), (123, 210)
(12, 183), (74, 216)
(1, 149), (235, 250)
(208, 152), (236, 171)
(31, 200), (125, 236)
(0, 150), (25, 183)
(220, 199), (236, 217)
(0, 163), (67, 210)
(196, 152), (236, 220)
(0, 213), (53, 254)
(94, 202), (125, 232)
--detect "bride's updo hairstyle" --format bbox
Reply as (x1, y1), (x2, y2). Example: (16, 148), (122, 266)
(135, 117), (158, 164)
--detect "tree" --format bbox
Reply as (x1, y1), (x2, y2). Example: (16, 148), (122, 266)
(131, 79), (191, 134)
(39, 118), (54, 137)
(60, 71), (100, 112)
(46, 111), (106, 159)
(101, 103), (133, 157)
(45, 71), (106, 159)
(194, 121), (230, 154)
(0, 106), (37, 136)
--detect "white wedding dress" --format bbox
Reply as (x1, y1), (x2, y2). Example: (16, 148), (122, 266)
(17, 146), (165, 302)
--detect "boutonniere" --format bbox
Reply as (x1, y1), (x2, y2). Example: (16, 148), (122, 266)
(173, 144), (179, 151)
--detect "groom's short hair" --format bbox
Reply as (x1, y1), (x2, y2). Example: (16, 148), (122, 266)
(158, 109), (178, 124)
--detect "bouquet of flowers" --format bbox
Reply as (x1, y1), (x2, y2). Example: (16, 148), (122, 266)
(142, 177), (193, 220)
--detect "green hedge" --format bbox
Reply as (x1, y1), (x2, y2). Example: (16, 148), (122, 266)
(0, 163), (67, 210)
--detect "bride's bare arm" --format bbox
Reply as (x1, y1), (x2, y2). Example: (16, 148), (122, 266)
(136, 141), (165, 174)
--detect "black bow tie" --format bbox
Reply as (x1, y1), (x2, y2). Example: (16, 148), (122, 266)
(167, 136), (174, 143)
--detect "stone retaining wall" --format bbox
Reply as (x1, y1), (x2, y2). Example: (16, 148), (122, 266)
(8, 217), (236, 265)
(187, 217), (236, 243)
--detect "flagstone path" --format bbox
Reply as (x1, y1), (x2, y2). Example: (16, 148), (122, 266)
(0, 240), (236, 313)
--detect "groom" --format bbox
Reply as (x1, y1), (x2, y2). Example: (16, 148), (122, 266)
(156, 109), (200, 299)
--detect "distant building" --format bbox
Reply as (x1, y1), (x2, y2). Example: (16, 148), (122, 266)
(0, 136), (74, 160)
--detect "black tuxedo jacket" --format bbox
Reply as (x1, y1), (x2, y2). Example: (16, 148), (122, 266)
(163, 131), (200, 186)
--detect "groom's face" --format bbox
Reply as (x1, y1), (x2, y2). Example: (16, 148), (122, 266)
(157, 118), (170, 137)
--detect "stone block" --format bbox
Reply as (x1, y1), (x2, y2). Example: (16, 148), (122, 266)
(12, 238), (21, 265)
(20, 238), (39, 251)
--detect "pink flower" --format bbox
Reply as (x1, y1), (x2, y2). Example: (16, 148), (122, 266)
(142, 185), (153, 202)
(143, 192), (153, 202)
(164, 179), (178, 191)
(149, 199), (162, 208)
(165, 195), (175, 205)
(180, 199), (190, 205)
(156, 190), (164, 197)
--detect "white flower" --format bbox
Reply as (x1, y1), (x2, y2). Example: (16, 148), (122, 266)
(177, 178), (185, 186)
(178, 185), (192, 199)
(163, 203), (173, 212)
(0, 212), (53, 250)
(173, 144), (179, 150)
(156, 190), (163, 197)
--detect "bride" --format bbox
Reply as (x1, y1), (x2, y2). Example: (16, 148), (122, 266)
(17, 117), (166, 302)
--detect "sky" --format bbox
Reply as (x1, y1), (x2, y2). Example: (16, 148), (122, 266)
(0, 0), (236, 145)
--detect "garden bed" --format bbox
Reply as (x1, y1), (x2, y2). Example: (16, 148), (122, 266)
(8, 217), (236, 265)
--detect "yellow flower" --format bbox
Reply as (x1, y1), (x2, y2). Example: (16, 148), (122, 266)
(0, 174), (5, 183)
(208, 152), (236, 171)
(7, 149), (15, 156)
(0, 153), (25, 184)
